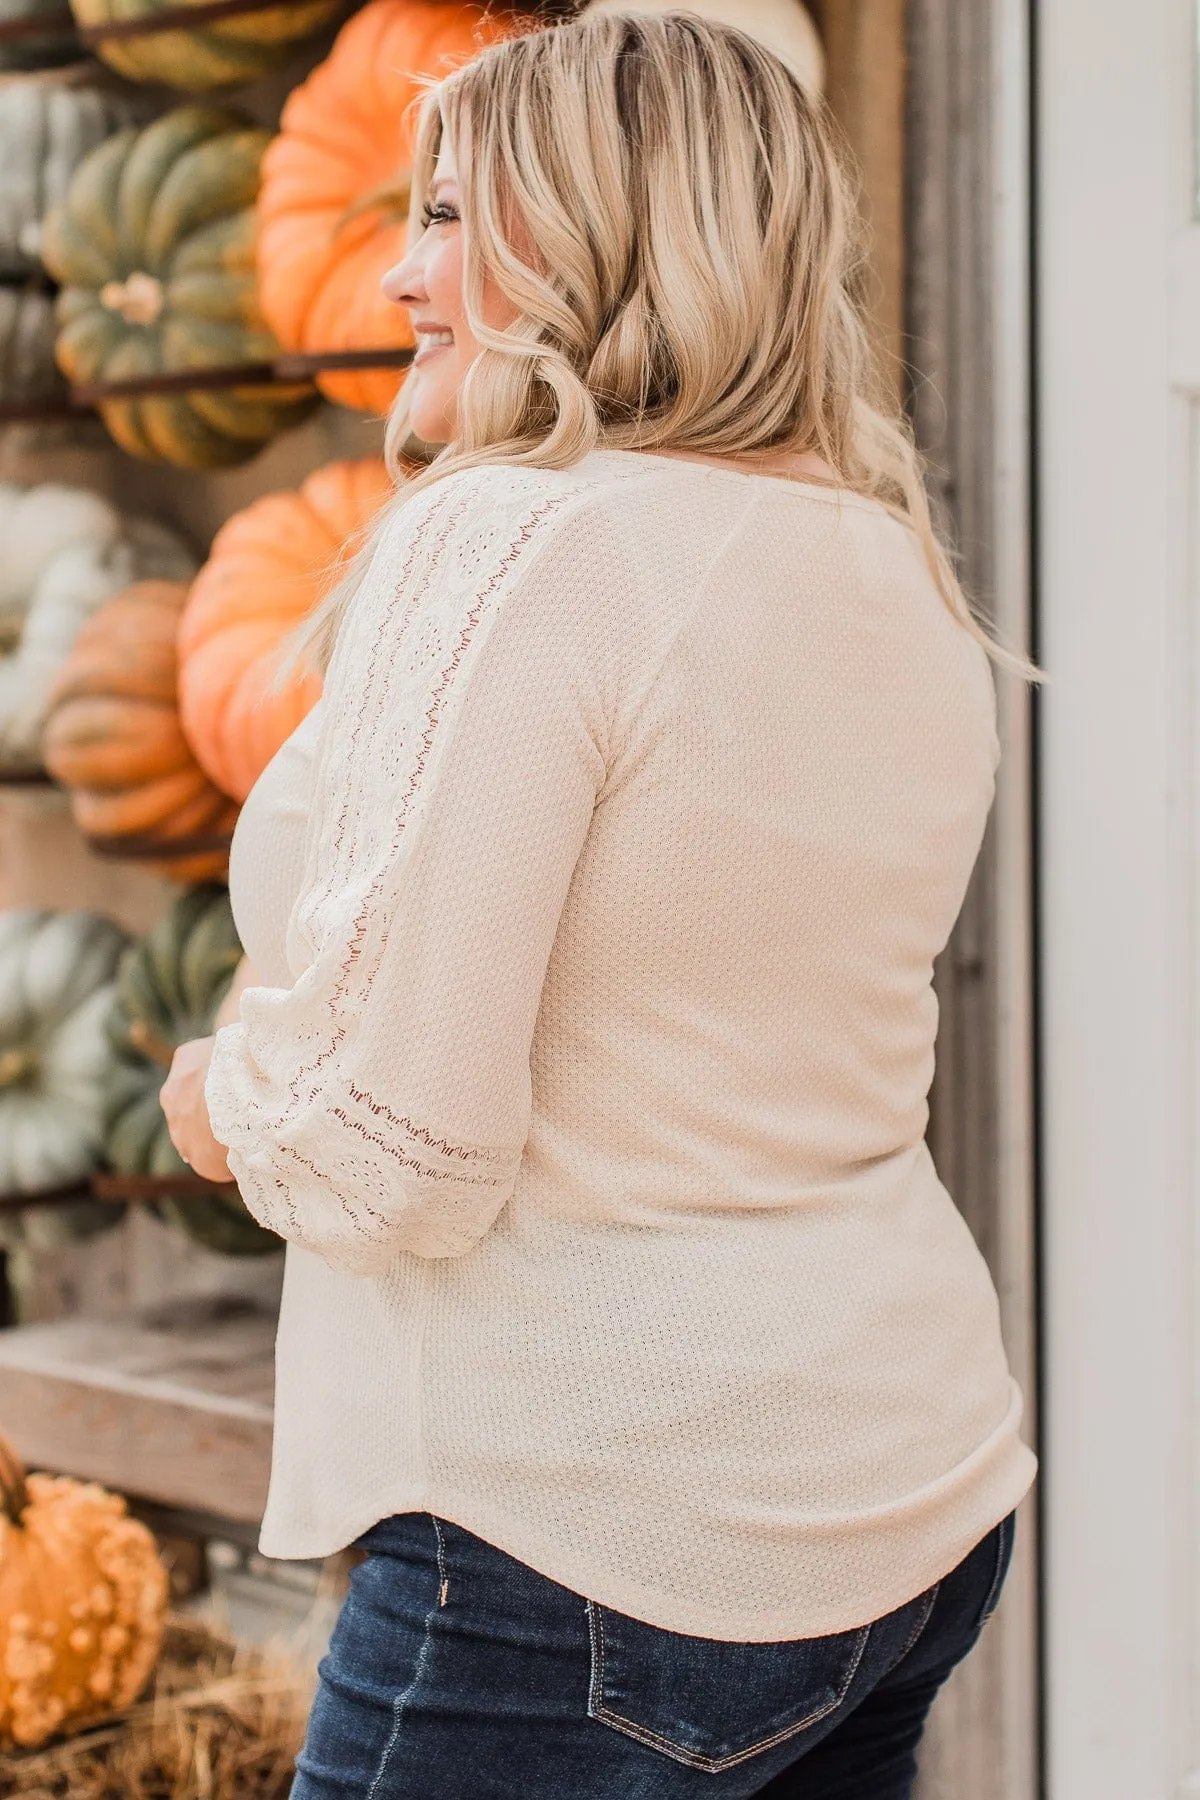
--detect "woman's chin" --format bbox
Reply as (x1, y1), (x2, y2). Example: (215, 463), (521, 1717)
(405, 376), (456, 448)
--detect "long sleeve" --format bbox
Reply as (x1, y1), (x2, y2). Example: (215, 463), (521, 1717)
(205, 465), (628, 1277)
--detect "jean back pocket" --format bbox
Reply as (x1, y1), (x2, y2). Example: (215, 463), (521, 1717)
(585, 1599), (871, 1774)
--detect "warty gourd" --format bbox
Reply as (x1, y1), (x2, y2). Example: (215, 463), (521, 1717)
(0, 1425), (168, 1749)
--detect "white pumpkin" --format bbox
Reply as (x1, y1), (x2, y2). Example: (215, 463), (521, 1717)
(0, 909), (129, 1240)
(580, 0), (825, 91)
(0, 483), (197, 773)
(0, 79), (150, 278)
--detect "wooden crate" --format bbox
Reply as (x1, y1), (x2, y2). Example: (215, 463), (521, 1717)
(0, 1293), (275, 1523)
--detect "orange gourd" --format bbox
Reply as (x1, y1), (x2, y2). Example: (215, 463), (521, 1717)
(256, 0), (530, 414)
(178, 458), (395, 802)
(42, 580), (240, 884)
(0, 1426), (168, 1749)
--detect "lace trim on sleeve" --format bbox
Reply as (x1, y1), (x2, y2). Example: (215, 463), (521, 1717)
(206, 465), (609, 1270)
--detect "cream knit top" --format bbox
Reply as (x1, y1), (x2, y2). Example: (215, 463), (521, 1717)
(206, 448), (1037, 1640)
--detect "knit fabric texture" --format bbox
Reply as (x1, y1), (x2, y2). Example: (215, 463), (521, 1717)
(206, 448), (1037, 1640)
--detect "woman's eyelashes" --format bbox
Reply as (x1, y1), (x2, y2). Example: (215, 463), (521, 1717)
(420, 200), (461, 229)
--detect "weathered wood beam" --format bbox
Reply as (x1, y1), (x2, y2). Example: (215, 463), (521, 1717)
(0, 1299), (275, 1523)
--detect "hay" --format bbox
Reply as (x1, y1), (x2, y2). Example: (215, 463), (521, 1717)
(0, 1614), (314, 1800)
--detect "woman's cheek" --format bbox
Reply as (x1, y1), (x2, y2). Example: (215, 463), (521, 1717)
(428, 235), (464, 317)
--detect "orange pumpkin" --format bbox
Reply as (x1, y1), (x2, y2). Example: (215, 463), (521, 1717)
(43, 580), (240, 884)
(178, 458), (395, 802)
(256, 0), (531, 414)
(0, 1426), (168, 1749)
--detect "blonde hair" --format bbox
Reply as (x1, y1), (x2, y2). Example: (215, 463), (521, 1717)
(295, 10), (1043, 685)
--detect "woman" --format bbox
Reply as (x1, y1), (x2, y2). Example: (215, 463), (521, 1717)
(162, 14), (1040, 1797)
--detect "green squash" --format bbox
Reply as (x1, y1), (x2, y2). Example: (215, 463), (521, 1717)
(103, 882), (281, 1256)
(0, 908), (130, 1250)
(41, 105), (316, 469)
(71, 0), (343, 93)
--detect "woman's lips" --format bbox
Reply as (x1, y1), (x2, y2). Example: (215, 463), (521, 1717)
(412, 329), (454, 367)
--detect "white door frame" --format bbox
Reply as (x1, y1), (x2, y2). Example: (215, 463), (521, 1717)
(1039, 0), (1200, 1793)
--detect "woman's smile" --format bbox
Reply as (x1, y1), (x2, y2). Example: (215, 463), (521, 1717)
(411, 324), (455, 366)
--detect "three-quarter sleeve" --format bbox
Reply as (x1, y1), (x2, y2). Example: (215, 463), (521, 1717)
(205, 466), (624, 1276)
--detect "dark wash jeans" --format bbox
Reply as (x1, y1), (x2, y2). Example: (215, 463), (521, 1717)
(290, 1508), (1016, 1800)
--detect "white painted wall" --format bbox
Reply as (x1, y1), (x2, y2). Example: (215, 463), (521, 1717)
(1039, 0), (1200, 1793)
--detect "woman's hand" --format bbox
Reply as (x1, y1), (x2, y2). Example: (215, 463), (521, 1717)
(160, 956), (257, 1181)
(161, 1035), (234, 1184)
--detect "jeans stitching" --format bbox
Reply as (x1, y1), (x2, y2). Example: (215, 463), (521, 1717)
(363, 1517), (443, 1800)
(586, 1597), (605, 1707)
(977, 1514), (1014, 1630)
(893, 1583), (941, 1668)
(432, 1516), (449, 1607)
(585, 1600), (871, 1775)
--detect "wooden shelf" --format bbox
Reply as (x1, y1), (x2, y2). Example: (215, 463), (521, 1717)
(0, 1293), (274, 1523)
(0, 1180), (94, 1215)
(0, 779), (174, 934)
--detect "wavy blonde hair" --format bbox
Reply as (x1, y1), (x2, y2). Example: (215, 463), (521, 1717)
(295, 9), (1043, 685)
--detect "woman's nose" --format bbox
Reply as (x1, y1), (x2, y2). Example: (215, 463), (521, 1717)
(381, 254), (424, 307)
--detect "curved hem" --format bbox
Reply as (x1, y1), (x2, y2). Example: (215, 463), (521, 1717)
(257, 1385), (1038, 1641)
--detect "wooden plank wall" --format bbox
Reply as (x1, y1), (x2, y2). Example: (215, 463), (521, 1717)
(902, 0), (1041, 1796)
(808, 0), (908, 387)
(807, 3), (1040, 1793)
